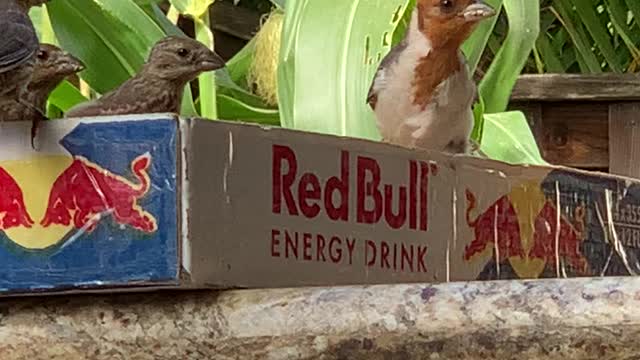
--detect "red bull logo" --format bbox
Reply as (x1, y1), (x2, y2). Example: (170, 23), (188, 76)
(40, 153), (157, 233)
(0, 152), (157, 250)
(0, 167), (35, 230)
(464, 180), (587, 278)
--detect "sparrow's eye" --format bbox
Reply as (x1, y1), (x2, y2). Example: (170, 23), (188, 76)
(36, 50), (48, 61)
(440, 0), (454, 8)
(177, 48), (189, 57)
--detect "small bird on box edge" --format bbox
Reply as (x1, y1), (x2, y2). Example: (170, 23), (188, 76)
(367, 0), (496, 155)
(0, 0), (49, 110)
(2, 44), (84, 148)
(65, 35), (226, 119)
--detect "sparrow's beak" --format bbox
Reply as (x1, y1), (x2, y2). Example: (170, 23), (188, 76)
(60, 55), (85, 75)
(199, 50), (226, 71)
(462, 0), (496, 22)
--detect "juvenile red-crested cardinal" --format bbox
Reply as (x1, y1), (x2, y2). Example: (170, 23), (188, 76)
(367, 0), (495, 154)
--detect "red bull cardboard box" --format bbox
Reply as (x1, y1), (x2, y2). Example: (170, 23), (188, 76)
(185, 117), (640, 288)
(0, 115), (178, 295)
(1, 113), (640, 295)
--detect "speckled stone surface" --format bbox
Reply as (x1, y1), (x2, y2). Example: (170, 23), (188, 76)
(1, 277), (640, 359)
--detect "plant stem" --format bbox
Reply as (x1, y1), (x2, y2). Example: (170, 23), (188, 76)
(195, 11), (217, 119)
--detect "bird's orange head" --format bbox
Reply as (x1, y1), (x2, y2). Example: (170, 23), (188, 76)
(416, 0), (496, 49)
(144, 36), (226, 84)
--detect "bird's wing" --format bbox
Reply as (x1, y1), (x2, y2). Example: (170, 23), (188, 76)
(65, 77), (164, 118)
(366, 39), (408, 110)
(65, 97), (142, 118)
(0, 6), (39, 73)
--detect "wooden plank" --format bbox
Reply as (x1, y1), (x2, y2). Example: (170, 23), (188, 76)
(508, 102), (543, 144)
(609, 103), (640, 179)
(509, 101), (609, 169)
(511, 74), (640, 101)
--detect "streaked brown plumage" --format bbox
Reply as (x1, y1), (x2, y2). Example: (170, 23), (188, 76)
(0, 0), (48, 101)
(65, 36), (225, 118)
(1, 44), (84, 122)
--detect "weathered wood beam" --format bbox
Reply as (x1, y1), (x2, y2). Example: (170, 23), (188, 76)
(609, 102), (640, 179)
(509, 102), (609, 169)
(2, 278), (640, 359)
(511, 74), (640, 102)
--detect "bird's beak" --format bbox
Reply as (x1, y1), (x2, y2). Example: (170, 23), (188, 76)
(61, 55), (85, 75)
(198, 50), (226, 71)
(462, 0), (496, 22)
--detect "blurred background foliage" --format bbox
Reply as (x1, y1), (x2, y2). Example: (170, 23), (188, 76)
(28, 0), (639, 166)
(482, 0), (640, 75)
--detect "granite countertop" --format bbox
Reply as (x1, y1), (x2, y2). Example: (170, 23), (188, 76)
(0, 277), (639, 359)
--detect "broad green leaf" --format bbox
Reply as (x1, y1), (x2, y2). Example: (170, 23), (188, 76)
(227, 37), (257, 86)
(169, 0), (213, 18)
(48, 81), (89, 112)
(94, 0), (166, 45)
(216, 70), (275, 108)
(479, 0), (540, 113)
(29, 6), (57, 44)
(147, 3), (188, 36)
(461, 0), (504, 74)
(278, 0), (410, 138)
(480, 111), (548, 166)
(217, 94), (280, 125)
(48, 0), (149, 89)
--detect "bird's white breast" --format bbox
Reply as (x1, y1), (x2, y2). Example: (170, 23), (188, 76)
(373, 12), (476, 152)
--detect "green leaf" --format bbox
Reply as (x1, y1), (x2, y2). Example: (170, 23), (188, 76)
(147, 3), (188, 36)
(391, 0), (415, 46)
(606, 0), (640, 62)
(471, 96), (485, 143)
(550, 0), (602, 73)
(227, 37), (256, 86)
(626, 0), (640, 23)
(29, 5), (57, 44)
(573, 0), (622, 72)
(478, 0), (540, 113)
(480, 111), (548, 166)
(269, 0), (286, 9)
(278, 0), (410, 139)
(169, 0), (213, 18)
(48, 81), (89, 112)
(535, 33), (565, 72)
(194, 14), (217, 119)
(461, 0), (504, 74)
(217, 94), (280, 125)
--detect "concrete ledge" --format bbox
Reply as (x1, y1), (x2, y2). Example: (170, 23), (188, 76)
(1, 277), (639, 359)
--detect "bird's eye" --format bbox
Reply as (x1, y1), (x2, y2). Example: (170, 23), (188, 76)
(177, 48), (189, 57)
(440, 0), (453, 8)
(36, 50), (48, 60)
